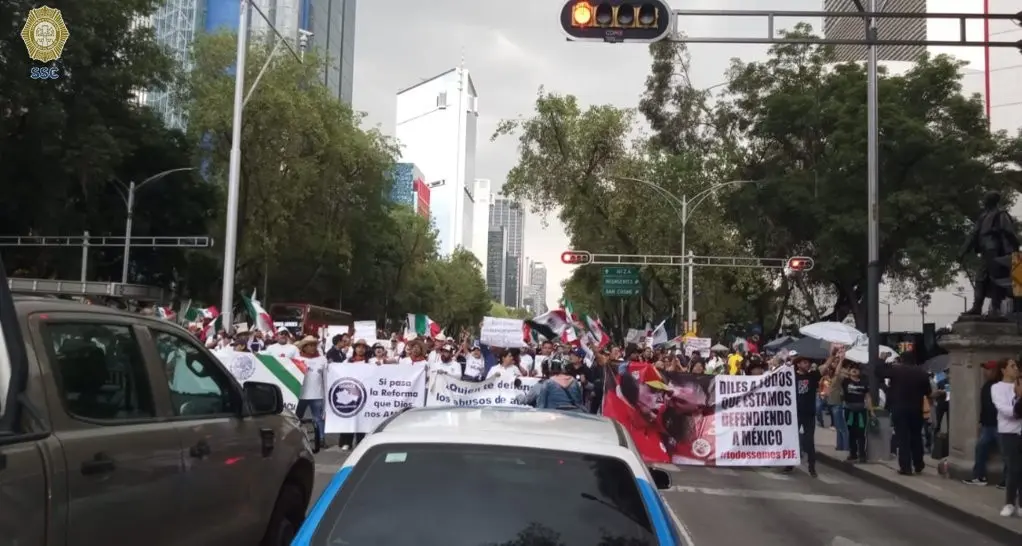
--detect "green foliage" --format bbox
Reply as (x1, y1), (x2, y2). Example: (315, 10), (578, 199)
(716, 24), (1022, 327)
(489, 302), (532, 319)
(0, 1), (218, 288)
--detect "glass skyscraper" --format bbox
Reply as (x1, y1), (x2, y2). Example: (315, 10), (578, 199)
(306, 0), (356, 105)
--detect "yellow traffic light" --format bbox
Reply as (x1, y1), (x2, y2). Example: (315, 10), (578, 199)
(571, 2), (593, 27)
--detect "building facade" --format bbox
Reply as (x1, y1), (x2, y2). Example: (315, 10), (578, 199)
(395, 67), (479, 256)
(389, 163), (430, 220)
(304, 0), (356, 104)
(823, 0), (927, 62)
(471, 179), (492, 274)
(487, 194), (525, 307)
(529, 261), (548, 314)
(486, 229), (507, 302)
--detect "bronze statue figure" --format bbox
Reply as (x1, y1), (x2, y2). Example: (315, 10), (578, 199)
(958, 191), (1020, 316)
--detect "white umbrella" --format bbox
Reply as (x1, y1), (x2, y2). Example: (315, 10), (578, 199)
(710, 343), (728, 352)
(799, 321), (865, 347)
(844, 344), (896, 364)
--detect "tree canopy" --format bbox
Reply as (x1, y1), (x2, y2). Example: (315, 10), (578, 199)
(496, 23), (1022, 338)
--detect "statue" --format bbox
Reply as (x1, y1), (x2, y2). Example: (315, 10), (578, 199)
(957, 191), (1020, 316)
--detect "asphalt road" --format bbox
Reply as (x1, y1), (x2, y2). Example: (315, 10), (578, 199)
(310, 448), (1004, 545)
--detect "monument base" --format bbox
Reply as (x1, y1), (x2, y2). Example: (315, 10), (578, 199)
(939, 318), (1022, 481)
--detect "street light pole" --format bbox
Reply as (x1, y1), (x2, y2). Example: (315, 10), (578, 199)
(119, 167), (196, 283)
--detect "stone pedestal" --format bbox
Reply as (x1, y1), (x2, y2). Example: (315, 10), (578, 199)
(939, 318), (1022, 480)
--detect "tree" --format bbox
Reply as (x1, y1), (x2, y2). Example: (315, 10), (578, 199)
(716, 24), (1022, 328)
(0, 1), (218, 289)
(418, 249), (491, 334)
(183, 33), (398, 305)
(489, 302), (532, 319)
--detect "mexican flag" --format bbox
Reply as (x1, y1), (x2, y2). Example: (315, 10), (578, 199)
(242, 292), (274, 333)
(584, 314), (611, 349)
(406, 314), (441, 338)
(526, 309), (568, 341)
(156, 306), (175, 320)
(201, 309), (223, 341)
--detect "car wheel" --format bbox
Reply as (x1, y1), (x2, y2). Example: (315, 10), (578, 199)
(261, 481), (306, 546)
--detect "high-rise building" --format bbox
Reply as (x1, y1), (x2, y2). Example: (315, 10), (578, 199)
(388, 163), (431, 221)
(486, 229), (507, 302)
(304, 0), (356, 104)
(471, 179), (492, 274)
(529, 262), (548, 313)
(823, 0), (926, 62)
(488, 194), (525, 307)
(395, 66), (479, 256)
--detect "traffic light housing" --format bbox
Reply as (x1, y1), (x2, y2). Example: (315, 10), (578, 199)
(786, 256), (814, 272)
(561, 0), (673, 44)
(561, 251), (593, 265)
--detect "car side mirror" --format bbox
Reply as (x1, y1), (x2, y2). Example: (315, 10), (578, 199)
(244, 381), (284, 415)
(650, 467), (672, 490)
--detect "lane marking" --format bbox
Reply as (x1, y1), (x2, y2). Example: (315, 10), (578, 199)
(666, 486), (901, 507)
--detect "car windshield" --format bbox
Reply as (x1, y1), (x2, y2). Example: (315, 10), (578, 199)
(311, 443), (658, 546)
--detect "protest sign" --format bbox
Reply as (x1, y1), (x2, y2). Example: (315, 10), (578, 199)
(602, 364), (799, 466)
(480, 316), (525, 348)
(324, 363), (426, 433)
(352, 320), (377, 345)
(427, 374), (540, 407)
(683, 337), (711, 357)
(215, 350), (305, 411)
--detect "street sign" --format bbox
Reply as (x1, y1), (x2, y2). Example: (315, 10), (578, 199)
(601, 266), (640, 296)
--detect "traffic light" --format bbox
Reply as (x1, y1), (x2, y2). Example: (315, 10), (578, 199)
(561, 251), (593, 265)
(560, 0), (673, 44)
(786, 256), (814, 272)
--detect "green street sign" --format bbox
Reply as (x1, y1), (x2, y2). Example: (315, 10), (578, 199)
(601, 266), (640, 297)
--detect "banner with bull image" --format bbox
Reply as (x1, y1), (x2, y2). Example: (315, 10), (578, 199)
(602, 363), (801, 466)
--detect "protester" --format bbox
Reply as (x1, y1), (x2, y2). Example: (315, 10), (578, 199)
(965, 361), (1008, 487)
(267, 328), (299, 359)
(992, 359), (1022, 517)
(294, 335), (326, 448)
(786, 350), (823, 477)
(841, 360), (872, 463)
(877, 351), (931, 474)
(536, 356), (585, 411)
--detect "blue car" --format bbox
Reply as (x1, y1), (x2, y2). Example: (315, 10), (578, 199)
(294, 406), (690, 545)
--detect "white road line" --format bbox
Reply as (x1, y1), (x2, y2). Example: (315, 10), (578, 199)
(666, 486), (900, 507)
(753, 469), (792, 480)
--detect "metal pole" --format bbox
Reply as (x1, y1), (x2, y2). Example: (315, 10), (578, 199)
(865, 0), (888, 463)
(121, 181), (136, 284)
(680, 195), (687, 333)
(687, 250), (695, 325)
(80, 231), (89, 282)
(221, 0), (250, 333)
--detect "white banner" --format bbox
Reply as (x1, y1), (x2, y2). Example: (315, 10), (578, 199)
(713, 366), (800, 466)
(683, 337), (711, 357)
(353, 320), (377, 345)
(480, 316), (525, 348)
(427, 374), (541, 407)
(215, 349), (304, 411)
(324, 363), (426, 433)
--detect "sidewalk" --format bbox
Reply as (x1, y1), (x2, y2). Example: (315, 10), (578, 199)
(813, 426), (1022, 541)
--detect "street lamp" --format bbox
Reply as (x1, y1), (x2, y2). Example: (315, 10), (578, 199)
(114, 167), (196, 283)
(952, 291), (967, 312)
(879, 299), (892, 332)
(610, 176), (764, 326)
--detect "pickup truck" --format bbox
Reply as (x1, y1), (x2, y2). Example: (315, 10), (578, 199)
(0, 261), (316, 546)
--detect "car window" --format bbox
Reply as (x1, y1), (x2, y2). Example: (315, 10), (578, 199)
(43, 323), (155, 421)
(153, 331), (239, 416)
(312, 444), (657, 546)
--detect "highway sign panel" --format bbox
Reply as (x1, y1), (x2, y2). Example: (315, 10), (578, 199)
(601, 266), (640, 297)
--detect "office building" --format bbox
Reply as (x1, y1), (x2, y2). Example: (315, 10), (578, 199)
(486, 229), (507, 302)
(823, 0), (926, 62)
(529, 262), (548, 314)
(471, 179), (492, 274)
(389, 163), (431, 221)
(487, 194), (524, 307)
(395, 65), (479, 256)
(304, 0), (356, 104)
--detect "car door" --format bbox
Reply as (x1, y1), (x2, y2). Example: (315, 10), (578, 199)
(146, 327), (266, 546)
(34, 317), (185, 546)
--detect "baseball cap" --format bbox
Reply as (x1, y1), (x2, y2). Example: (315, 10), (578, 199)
(572, 348), (586, 358)
(982, 360), (999, 370)
(441, 343), (455, 352)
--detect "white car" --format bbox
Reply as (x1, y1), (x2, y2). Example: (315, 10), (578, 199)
(293, 406), (689, 545)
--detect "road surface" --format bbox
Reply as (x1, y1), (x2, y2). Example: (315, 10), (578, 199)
(311, 449), (1003, 545)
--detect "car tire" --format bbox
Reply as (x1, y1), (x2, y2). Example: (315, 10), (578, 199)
(261, 481), (306, 546)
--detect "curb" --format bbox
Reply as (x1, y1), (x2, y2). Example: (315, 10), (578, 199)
(816, 451), (1021, 544)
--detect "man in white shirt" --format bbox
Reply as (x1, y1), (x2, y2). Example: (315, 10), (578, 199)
(268, 328), (299, 359)
(463, 342), (486, 380)
(429, 343), (463, 377)
(388, 333), (405, 359)
(427, 335), (444, 365)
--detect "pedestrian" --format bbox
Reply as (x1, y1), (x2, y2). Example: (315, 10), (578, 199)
(294, 336), (326, 449)
(785, 351), (821, 477)
(991, 359), (1022, 517)
(877, 351), (931, 474)
(841, 362), (872, 462)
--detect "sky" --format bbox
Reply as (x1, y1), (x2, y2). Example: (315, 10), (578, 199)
(347, 0), (997, 310)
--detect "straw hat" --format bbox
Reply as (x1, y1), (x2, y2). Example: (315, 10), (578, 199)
(295, 336), (319, 351)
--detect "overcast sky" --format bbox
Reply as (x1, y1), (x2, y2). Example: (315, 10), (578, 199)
(349, 0), (991, 310)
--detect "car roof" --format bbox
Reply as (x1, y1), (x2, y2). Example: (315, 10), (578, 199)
(376, 406), (628, 448)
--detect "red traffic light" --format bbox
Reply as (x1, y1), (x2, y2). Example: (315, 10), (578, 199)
(786, 256), (814, 272)
(561, 251), (592, 265)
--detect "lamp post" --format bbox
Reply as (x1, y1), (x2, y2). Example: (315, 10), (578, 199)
(879, 299), (892, 332)
(115, 167), (196, 283)
(610, 176), (764, 327)
(952, 292), (967, 312)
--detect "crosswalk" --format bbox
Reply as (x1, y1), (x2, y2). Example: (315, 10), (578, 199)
(653, 463), (848, 485)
